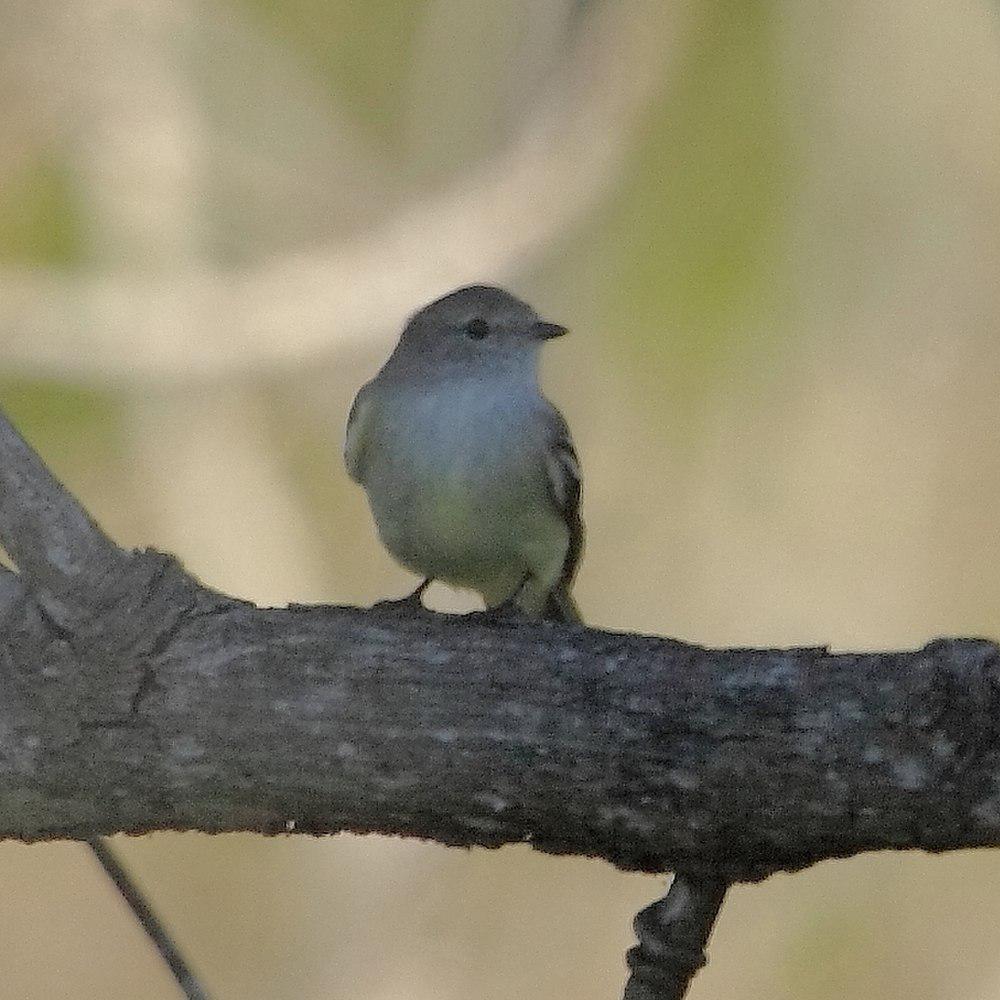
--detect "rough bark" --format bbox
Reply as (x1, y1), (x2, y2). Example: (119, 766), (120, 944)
(1, 407), (999, 885)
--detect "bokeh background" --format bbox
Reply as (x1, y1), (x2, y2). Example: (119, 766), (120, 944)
(2, 0), (1000, 997)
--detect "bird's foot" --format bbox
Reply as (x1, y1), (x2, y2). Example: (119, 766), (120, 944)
(371, 579), (433, 617)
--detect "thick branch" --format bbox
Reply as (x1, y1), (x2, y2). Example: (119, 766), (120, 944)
(1, 557), (999, 877)
(1, 408), (999, 883)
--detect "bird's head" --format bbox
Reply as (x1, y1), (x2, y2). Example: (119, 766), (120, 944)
(391, 285), (567, 377)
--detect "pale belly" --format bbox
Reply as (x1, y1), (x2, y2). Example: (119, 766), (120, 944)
(360, 386), (568, 604)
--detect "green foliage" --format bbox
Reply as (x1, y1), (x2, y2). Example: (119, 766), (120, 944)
(0, 381), (120, 470)
(600, 0), (793, 377)
(0, 155), (82, 265)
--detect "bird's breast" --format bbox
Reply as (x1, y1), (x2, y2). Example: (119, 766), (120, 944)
(361, 380), (544, 583)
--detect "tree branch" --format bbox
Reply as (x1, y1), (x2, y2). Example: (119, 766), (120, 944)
(0, 413), (211, 995)
(0, 408), (125, 611)
(87, 837), (209, 1000)
(0, 2), (677, 385)
(624, 874), (728, 1000)
(2, 407), (999, 996)
(7, 584), (997, 874)
(1, 406), (999, 876)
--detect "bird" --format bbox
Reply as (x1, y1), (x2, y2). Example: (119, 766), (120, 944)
(345, 285), (583, 622)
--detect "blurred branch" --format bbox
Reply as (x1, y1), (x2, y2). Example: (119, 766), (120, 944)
(0, 0), (677, 384)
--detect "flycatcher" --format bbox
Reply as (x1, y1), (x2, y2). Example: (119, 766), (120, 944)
(345, 285), (582, 621)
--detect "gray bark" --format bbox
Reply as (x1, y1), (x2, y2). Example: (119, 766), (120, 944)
(1, 408), (999, 884)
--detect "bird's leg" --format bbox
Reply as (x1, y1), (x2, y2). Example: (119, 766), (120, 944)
(372, 578), (432, 615)
(403, 577), (433, 604)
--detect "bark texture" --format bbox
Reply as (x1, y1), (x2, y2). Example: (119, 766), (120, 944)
(1, 409), (999, 885)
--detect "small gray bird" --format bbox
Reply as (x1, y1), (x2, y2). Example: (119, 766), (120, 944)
(345, 285), (582, 621)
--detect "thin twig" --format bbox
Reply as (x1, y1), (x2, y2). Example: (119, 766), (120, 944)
(88, 838), (210, 1000)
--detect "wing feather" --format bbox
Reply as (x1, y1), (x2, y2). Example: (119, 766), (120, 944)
(542, 408), (584, 606)
(344, 386), (373, 484)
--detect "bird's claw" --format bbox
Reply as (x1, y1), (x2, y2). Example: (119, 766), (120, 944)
(371, 579), (433, 617)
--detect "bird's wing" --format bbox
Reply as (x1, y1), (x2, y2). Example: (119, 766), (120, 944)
(344, 385), (373, 484)
(542, 406), (584, 619)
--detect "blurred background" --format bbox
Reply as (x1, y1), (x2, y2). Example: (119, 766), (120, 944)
(2, 0), (1000, 996)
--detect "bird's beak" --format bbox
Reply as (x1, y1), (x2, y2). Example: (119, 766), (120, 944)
(532, 320), (569, 340)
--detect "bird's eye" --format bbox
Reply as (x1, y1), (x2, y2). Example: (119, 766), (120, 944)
(465, 318), (490, 341)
